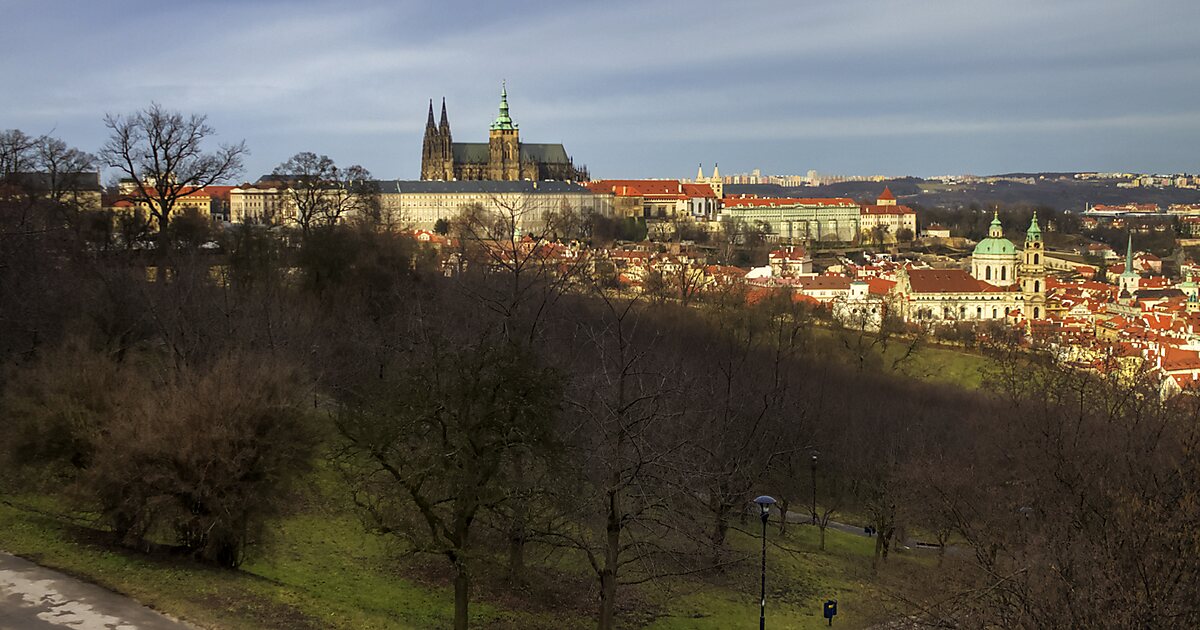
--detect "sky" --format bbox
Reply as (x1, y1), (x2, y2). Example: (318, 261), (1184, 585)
(2, 0), (1199, 181)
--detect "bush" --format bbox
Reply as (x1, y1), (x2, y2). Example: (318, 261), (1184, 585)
(1, 346), (316, 568)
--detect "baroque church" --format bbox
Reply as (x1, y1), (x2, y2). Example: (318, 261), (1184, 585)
(891, 212), (1048, 322)
(421, 85), (588, 182)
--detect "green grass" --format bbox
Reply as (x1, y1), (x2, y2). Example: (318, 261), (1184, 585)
(0, 481), (924, 629)
(891, 342), (990, 389)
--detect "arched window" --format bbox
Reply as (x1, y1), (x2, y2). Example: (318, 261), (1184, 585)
(976, 306), (982, 318)
(985, 266), (992, 280)
(1034, 280), (1040, 292)
(992, 307), (998, 318)
(1001, 266), (1008, 281)
(1033, 307), (1040, 319)
(1033, 253), (1039, 265)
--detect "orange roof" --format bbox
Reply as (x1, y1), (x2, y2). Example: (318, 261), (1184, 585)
(906, 269), (1002, 293)
(878, 187), (895, 201)
(867, 278), (897, 295)
(800, 276), (852, 291)
(861, 204), (916, 215)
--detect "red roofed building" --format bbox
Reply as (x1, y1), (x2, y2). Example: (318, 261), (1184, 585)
(768, 245), (812, 277)
(859, 188), (917, 244)
(586, 179), (718, 220)
(893, 268), (1022, 322)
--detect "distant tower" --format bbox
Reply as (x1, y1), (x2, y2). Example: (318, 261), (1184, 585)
(1181, 270), (1200, 314)
(877, 186), (897, 206)
(421, 100), (441, 180)
(1118, 233), (1140, 298)
(438, 98), (454, 180)
(1019, 212), (1047, 320)
(488, 82), (521, 181)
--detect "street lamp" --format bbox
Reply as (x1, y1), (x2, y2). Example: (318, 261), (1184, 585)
(810, 451), (819, 525)
(753, 495), (776, 630)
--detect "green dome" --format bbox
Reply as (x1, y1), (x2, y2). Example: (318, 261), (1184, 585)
(973, 236), (1017, 257)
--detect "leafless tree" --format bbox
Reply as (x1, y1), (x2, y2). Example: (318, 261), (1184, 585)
(98, 103), (245, 244)
(272, 152), (377, 236)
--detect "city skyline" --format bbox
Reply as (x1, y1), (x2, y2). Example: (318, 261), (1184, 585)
(3, 0), (1199, 181)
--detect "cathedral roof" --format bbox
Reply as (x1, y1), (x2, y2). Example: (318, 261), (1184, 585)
(450, 142), (571, 165)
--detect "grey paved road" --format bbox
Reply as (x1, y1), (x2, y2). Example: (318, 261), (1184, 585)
(0, 551), (193, 629)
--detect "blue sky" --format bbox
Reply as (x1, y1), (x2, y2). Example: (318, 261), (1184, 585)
(2, 0), (1199, 180)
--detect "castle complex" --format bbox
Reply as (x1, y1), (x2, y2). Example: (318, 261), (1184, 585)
(421, 85), (588, 182)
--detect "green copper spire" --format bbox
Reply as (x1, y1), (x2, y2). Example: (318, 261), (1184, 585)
(490, 81), (517, 130)
(1026, 211), (1042, 241)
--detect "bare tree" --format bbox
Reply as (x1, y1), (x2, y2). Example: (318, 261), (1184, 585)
(98, 103), (245, 244)
(272, 152), (376, 236)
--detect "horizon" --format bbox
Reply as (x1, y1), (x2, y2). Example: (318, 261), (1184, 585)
(3, 0), (1199, 181)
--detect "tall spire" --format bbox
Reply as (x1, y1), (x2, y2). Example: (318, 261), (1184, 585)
(712, 163), (720, 180)
(697, 163), (704, 182)
(425, 99), (436, 131)
(1125, 232), (1134, 276)
(491, 80), (516, 130)
(439, 97), (450, 135)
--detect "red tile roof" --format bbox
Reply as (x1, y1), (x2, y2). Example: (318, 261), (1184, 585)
(906, 269), (1002, 293)
(861, 204), (916, 215)
(878, 187), (895, 201)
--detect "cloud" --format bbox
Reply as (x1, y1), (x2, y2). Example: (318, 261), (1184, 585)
(2, 0), (1199, 178)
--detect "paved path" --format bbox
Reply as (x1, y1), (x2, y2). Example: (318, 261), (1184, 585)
(0, 551), (193, 629)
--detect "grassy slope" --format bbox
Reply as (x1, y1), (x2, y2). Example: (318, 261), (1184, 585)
(0, 484), (922, 629)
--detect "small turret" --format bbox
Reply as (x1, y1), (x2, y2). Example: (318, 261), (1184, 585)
(988, 211), (1003, 239)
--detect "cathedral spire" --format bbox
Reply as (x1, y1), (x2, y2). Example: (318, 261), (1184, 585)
(1026, 211), (1041, 242)
(491, 81), (516, 130)
(426, 99), (436, 131)
(439, 97), (450, 133)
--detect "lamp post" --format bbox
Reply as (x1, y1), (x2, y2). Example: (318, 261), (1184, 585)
(754, 495), (776, 630)
(810, 451), (818, 525)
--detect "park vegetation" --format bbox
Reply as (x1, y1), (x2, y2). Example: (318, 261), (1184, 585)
(2, 112), (1200, 628)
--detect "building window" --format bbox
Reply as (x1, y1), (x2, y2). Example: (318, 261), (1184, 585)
(1001, 267), (1007, 281)
(1034, 280), (1040, 292)
(1033, 307), (1040, 319)
(985, 266), (992, 280)
(1033, 253), (1039, 265)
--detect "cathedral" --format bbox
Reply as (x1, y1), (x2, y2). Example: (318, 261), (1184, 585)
(421, 85), (588, 182)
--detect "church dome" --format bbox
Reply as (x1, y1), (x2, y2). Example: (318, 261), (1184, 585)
(972, 212), (1017, 257)
(973, 236), (1016, 257)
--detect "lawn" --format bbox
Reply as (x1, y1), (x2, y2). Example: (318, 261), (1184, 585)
(0, 475), (924, 629)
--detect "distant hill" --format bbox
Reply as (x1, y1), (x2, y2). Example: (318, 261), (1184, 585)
(726, 176), (1200, 211)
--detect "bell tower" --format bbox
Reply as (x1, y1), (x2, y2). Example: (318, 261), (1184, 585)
(1019, 212), (1047, 320)
(488, 82), (521, 181)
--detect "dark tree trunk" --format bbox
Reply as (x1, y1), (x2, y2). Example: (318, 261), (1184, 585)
(777, 499), (789, 537)
(599, 488), (620, 630)
(819, 523), (827, 551)
(453, 562), (469, 630)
